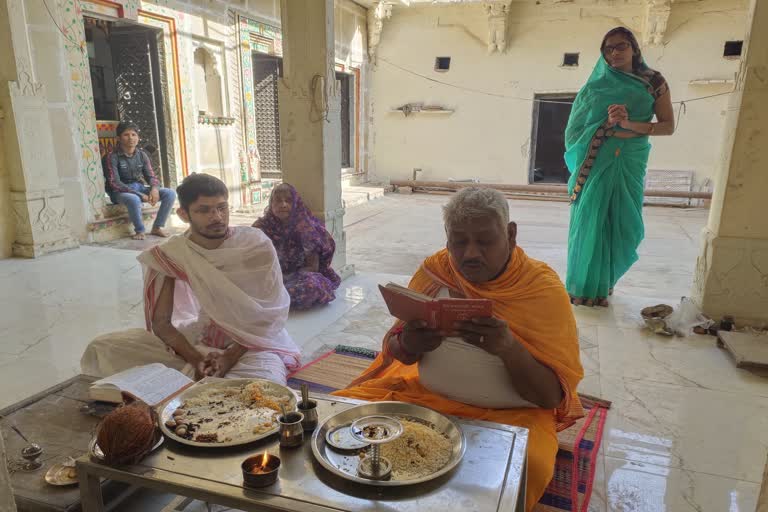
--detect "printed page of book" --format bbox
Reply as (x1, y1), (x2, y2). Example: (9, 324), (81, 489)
(93, 364), (193, 406)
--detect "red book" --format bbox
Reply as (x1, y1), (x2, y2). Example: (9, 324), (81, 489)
(379, 283), (493, 330)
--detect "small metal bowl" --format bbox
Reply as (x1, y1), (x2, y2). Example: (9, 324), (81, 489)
(298, 400), (318, 432)
(242, 453), (281, 488)
(20, 443), (43, 471)
(278, 412), (304, 448)
(325, 425), (369, 451)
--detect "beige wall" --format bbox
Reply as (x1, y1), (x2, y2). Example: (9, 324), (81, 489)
(371, 0), (747, 186)
(185, 11), (241, 197)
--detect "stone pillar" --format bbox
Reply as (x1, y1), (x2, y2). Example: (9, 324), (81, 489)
(0, 0), (78, 258)
(692, 0), (768, 326)
(278, 0), (352, 277)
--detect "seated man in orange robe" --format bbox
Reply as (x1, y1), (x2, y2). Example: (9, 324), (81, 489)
(334, 187), (584, 510)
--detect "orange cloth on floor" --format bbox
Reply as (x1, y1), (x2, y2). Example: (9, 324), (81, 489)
(333, 247), (584, 511)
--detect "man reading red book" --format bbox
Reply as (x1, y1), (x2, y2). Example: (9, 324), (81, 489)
(334, 187), (584, 511)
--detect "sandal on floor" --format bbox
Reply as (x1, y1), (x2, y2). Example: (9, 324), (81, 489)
(570, 295), (609, 307)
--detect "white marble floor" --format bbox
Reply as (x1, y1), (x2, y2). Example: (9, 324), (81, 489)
(0, 247), (401, 409)
(2, 197), (766, 511)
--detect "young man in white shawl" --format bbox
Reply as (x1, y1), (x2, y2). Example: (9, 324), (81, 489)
(81, 174), (300, 384)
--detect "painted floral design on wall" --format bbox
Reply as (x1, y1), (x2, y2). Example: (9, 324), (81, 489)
(58, 0), (192, 220)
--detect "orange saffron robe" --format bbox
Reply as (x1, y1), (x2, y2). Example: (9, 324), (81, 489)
(333, 247), (584, 510)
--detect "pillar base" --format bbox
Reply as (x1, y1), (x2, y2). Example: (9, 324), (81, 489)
(337, 264), (356, 281)
(12, 237), (79, 258)
(693, 229), (768, 327)
(11, 189), (80, 258)
(315, 207), (348, 273)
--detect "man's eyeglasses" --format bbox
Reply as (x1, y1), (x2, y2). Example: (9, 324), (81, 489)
(603, 42), (631, 55)
(194, 204), (229, 217)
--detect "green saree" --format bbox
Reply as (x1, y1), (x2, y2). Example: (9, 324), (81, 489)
(565, 57), (658, 302)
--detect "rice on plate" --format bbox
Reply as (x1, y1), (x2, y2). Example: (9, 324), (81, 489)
(376, 418), (453, 480)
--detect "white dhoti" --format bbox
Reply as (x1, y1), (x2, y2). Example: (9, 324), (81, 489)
(81, 328), (289, 385)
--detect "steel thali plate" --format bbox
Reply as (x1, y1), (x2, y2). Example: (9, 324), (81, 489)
(158, 378), (297, 448)
(311, 401), (466, 486)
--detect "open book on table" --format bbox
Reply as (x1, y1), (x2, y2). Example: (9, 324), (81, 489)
(379, 283), (493, 330)
(89, 363), (194, 407)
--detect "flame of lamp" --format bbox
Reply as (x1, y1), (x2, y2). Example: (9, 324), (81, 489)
(242, 453), (281, 487)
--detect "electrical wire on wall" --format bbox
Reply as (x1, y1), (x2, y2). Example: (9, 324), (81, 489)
(43, 0), (86, 54)
(378, 56), (737, 116)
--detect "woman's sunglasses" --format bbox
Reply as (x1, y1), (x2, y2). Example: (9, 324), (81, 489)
(603, 42), (631, 55)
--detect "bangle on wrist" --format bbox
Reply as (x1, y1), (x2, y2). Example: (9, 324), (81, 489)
(648, 123), (655, 135)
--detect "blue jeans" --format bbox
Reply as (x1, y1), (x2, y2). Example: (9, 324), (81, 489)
(110, 183), (176, 234)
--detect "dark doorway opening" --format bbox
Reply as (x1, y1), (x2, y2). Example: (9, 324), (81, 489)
(529, 94), (576, 184)
(85, 17), (172, 187)
(337, 71), (353, 169)
(251, 53), (355, 178)
(252, 53), (283, 179)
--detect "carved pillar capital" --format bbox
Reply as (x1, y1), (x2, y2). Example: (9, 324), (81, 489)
(641, 0), (672, 46)
(483, 1), (512, 54)
(367, 1), (392, 65)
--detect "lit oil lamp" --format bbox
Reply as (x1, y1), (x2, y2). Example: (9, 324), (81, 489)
(242, 452), (281, 487)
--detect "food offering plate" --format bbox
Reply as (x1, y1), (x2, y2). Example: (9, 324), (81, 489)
(158, 378), (297, 448)
(311, 401), (465, 486)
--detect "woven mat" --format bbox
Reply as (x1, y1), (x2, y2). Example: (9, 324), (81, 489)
(288, 345), (609, 512)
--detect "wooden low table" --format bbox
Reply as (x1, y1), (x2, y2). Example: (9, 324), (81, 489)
(0, 376), (133, 512)
(77, 394), (529, 512)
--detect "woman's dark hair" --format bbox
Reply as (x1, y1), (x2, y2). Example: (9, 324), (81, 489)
(601, 27), (643, 71)
(269, 183), (294, 204)
(116, 122), (140, 137)
(177, 173), (228, 210)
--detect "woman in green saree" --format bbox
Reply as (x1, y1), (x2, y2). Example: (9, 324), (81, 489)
(565, 27), (675, 307)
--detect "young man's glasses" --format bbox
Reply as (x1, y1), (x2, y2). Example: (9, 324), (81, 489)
(194, 204), (229, 217)
(603, 42), (631, 55)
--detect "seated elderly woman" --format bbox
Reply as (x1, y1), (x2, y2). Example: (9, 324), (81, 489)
(334, 188), (584, 511)
(253, 184), (341, 310)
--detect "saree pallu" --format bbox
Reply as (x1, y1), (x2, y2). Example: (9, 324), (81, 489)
(564, 57), (656, 301)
